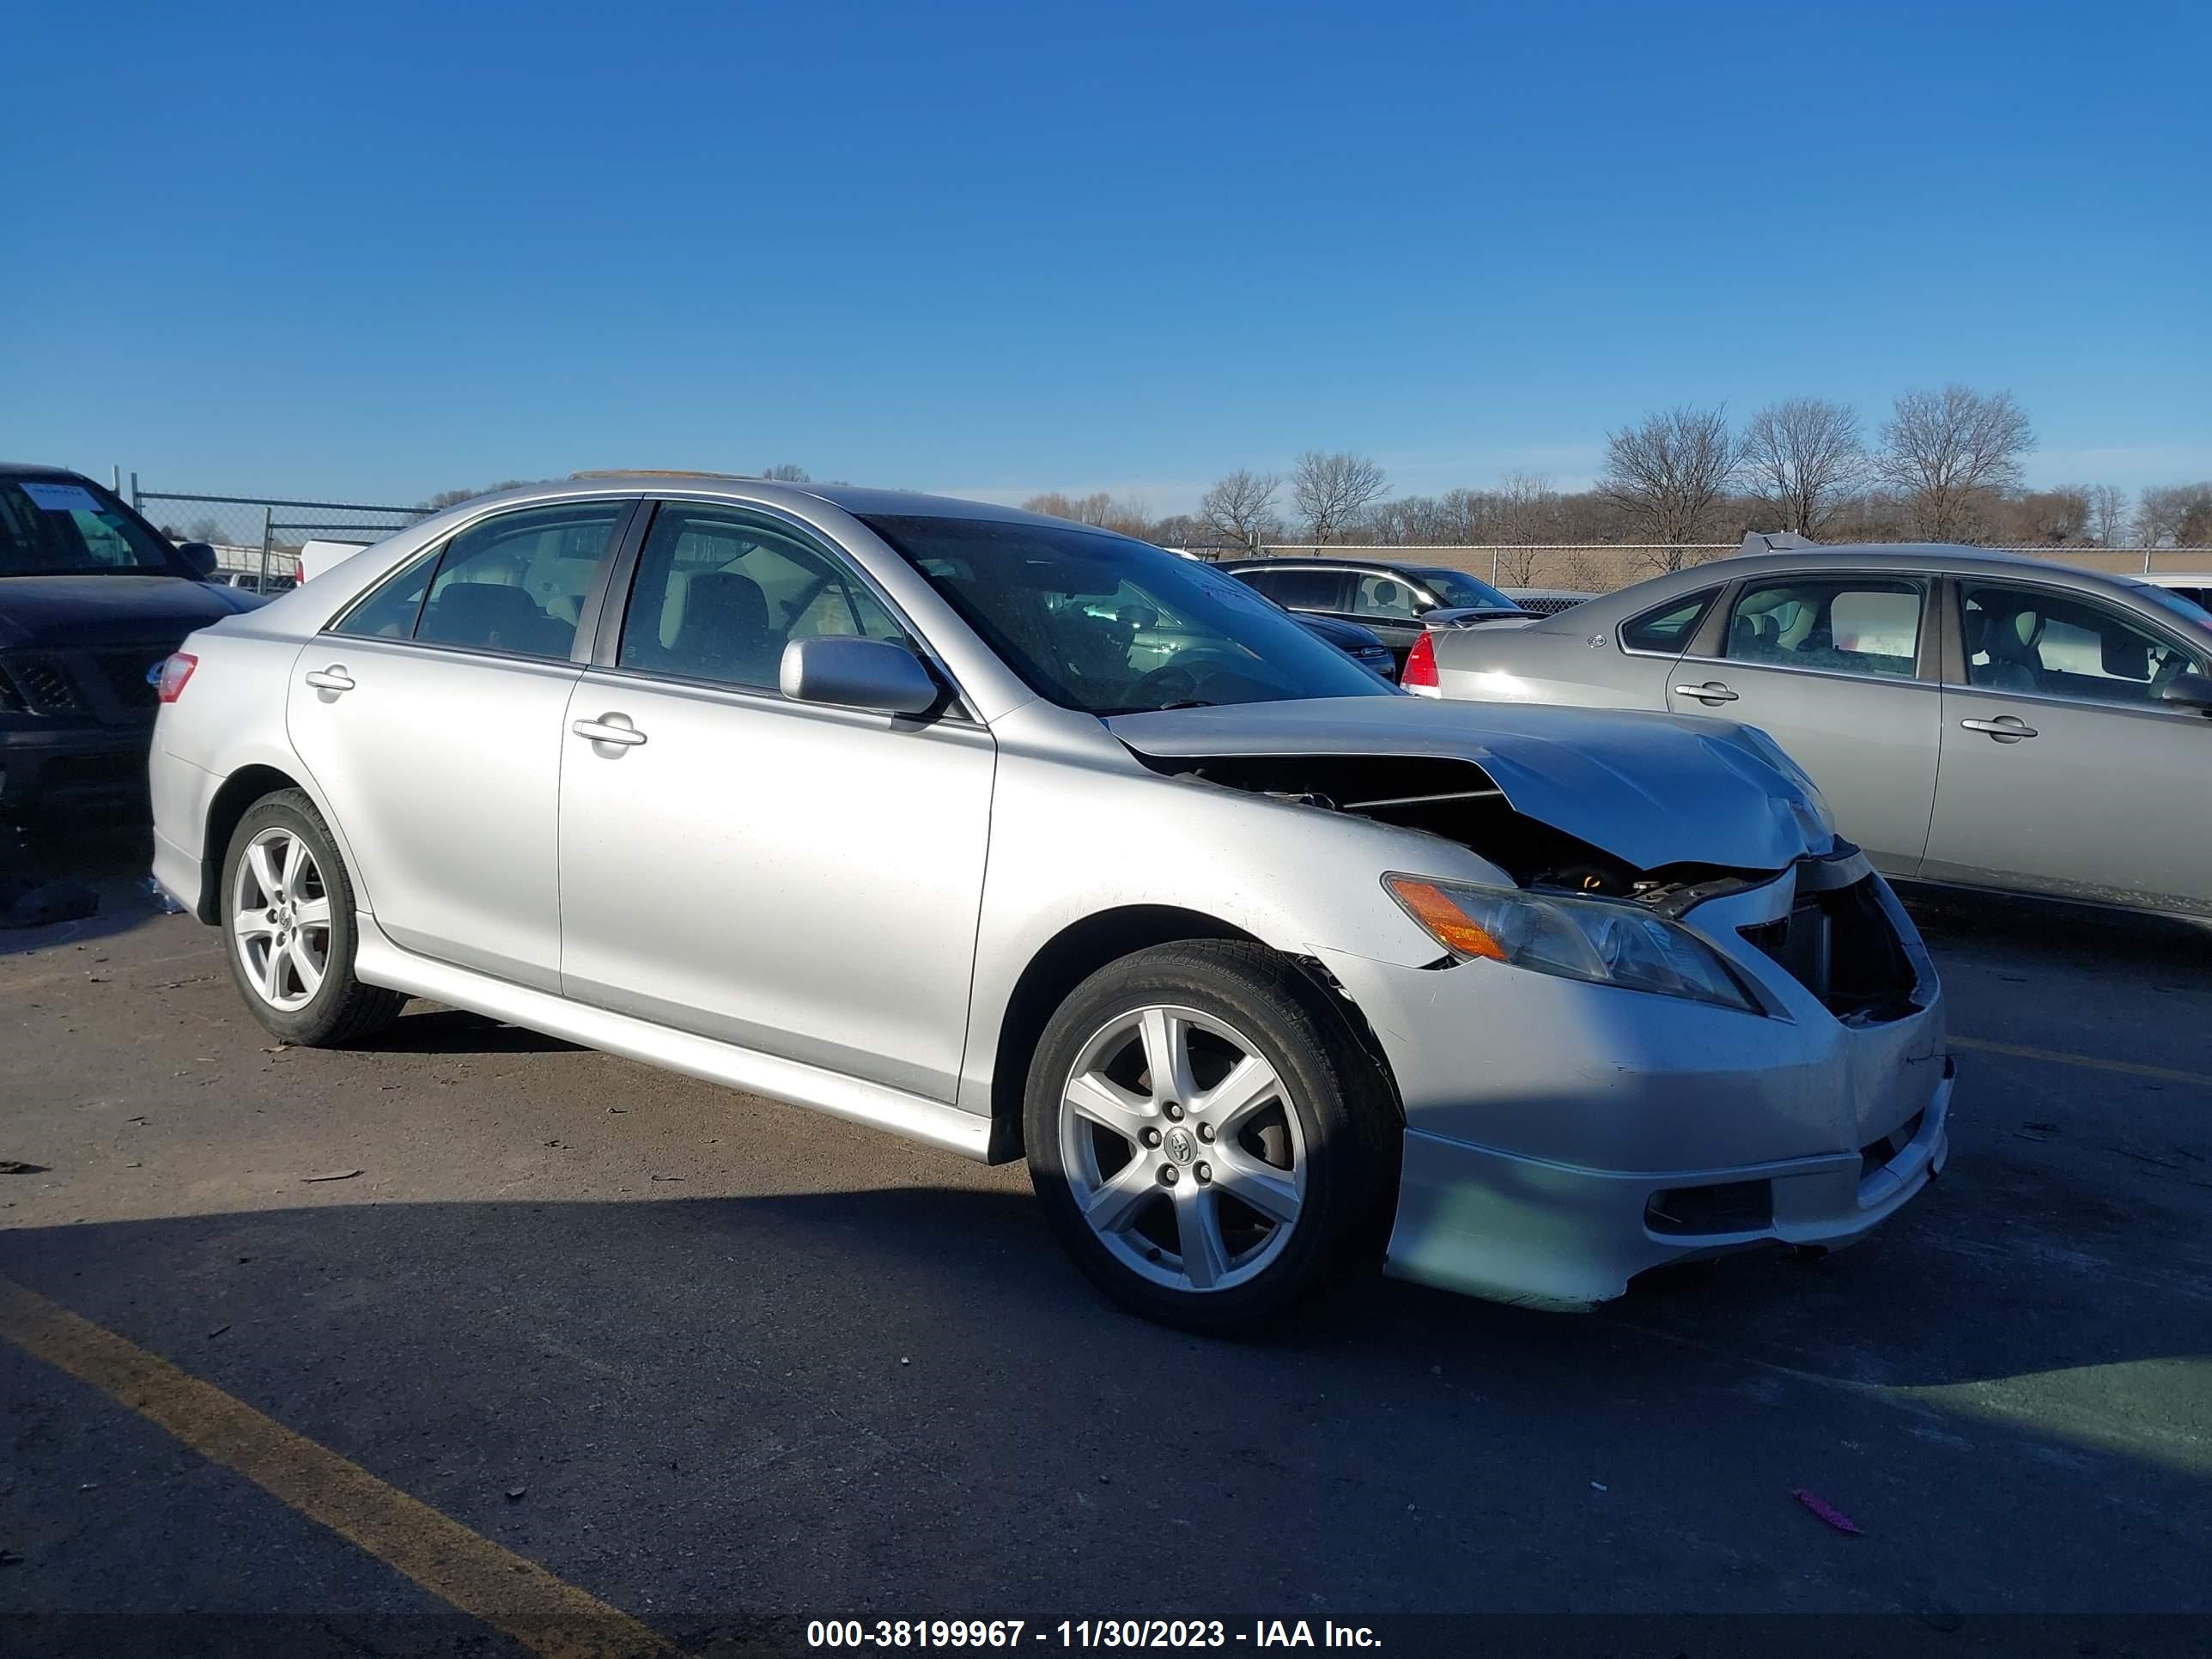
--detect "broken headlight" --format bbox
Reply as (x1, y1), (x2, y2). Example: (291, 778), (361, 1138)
(1383, 873), (1758, 1013)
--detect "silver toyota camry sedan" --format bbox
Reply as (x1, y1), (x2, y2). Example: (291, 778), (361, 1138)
(149, 479), (1951, 1331)
(1413, 546), (2212, 919)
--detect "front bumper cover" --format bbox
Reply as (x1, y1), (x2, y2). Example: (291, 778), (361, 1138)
(1317, 862), (1950, 1310)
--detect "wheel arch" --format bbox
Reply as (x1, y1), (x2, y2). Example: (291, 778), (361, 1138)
(196, 764), (311, 923)
(983, 904), (1403, 1162)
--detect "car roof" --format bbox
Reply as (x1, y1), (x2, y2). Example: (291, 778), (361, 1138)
(1219, 555), (1464, 576)
(0, 461), (91, 481)
(457, 472), (1108, 531)
(1575, 544), (2179, 607)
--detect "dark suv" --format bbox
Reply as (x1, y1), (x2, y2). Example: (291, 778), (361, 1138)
(1, 464), (260, 819)
(1218, 556), (1524, 670)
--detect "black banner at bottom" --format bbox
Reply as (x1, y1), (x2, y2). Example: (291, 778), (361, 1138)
(3, 1614), (2208, 1659)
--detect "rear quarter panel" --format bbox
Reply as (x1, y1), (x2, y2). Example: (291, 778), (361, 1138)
(1433, 620), (1677, 709)
(151, 617), (349, 910)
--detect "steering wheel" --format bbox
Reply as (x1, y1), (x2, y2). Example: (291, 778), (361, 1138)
(1121, 653), (1240, 708)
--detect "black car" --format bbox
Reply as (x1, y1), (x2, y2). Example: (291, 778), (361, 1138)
(1, 464), (261, 819)
(1293, 612), (1397, 681)
(1218, 556), (1525, 671)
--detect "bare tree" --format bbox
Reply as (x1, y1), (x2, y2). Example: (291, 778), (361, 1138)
(1557, 548), (1611, 593)
(761, 464), (811, 482)
(2182, 487), (2212, 547)
(1740, 398), (1864, 535)
(1491, 472), (1565, 580)
(2135, 485), (2185, 547)
(2085, 483), (2130, 547)
(1877, 385), (2033, 541)
(2135, 483), (2212, 547)
(1992, 489), (2088, 546)
(1197, 469), (1281, 554)
(1290, 451), (1389, 544)
(1599, 404), (1736, 568)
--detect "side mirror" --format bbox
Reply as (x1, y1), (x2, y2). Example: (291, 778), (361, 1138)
(2157, 671), (2212, 713)
(178, 542), (220, 579)
(779, 636), (941, 717)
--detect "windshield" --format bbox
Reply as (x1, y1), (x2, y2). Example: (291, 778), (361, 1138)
(862, 514), (1398, 714)
(0, 478), (178, 576)
(1414, 568), (1517, 610)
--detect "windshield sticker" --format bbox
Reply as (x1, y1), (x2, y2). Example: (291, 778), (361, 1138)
(20, 482), (104, 514)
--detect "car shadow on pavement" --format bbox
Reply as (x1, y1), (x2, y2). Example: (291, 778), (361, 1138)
(356, 1008), (584, 1055)
(2, 1186), (2207, 1618)
(1900, 883), (2212, 973)
(0, 825), (167, 958)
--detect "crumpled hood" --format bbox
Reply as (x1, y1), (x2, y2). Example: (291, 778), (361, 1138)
(1107, 696), (1838, 873)
(0, 574), (256, 649)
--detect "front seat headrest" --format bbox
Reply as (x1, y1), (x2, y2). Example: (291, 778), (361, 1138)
(1988, 607), (2044, 662)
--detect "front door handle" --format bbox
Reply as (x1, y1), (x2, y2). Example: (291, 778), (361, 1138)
(572, 714), (647, 749)
(1960, 716), (2038, 742)
(303, 665), (355, 693)
(1673, 681), (1739, 703)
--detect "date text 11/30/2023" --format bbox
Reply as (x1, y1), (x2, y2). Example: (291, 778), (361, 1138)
(805, 1619), (1383, 1649)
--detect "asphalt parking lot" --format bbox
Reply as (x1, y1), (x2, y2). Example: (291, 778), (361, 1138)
(3, 829), (2209, 1655)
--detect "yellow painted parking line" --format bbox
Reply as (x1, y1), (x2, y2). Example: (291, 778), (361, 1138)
(0, 1275), (680, 1659)
(1953, 1035), (2209, 1089)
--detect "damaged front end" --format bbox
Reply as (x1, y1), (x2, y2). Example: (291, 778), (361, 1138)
(1107, 701), (1927, 1026)
(1104, 699), (1948, 1310)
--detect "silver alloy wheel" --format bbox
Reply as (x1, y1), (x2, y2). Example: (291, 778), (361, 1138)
(1059, 1003), (1308, 1294)
(230, 826), (332, 1012)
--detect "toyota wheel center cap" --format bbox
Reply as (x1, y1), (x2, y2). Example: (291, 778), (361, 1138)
(1163, 1125), (1197, 1165)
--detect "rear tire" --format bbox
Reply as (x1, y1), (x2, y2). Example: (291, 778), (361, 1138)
(1024, 940), (1397, 1334)
(220, 789), (404, 1048)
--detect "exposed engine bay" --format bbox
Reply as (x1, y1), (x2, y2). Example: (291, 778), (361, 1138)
(1133, 750), (1771, 906)
(1134, 749), (1921, 1024)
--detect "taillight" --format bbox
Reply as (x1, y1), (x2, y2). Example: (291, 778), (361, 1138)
(156, 653), (198, 703)
(1402, 632), (1440, 696)
(292, 556), (305, 583)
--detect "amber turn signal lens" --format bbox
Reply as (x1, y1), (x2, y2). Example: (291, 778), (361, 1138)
(1384, 876), (1508, 961)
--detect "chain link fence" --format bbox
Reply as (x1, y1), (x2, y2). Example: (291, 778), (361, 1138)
(119, 481), (2211, 599)
(130, 479), (432, 588)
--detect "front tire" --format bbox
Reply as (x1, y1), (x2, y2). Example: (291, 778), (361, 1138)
(220, 789), (404, 1048)
(1024, 941), (1397, 1334)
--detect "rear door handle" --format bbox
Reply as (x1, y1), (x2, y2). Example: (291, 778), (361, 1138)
(1673, 681), (1738, 703)
(1960, 716), (2038, 742)
(303, 665), (355, 693)
(572, 714), (647, 749)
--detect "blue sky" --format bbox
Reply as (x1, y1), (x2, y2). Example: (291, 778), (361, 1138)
(8, 1), (2206, 513)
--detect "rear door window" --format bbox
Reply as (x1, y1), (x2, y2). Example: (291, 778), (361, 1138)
(1252, 568), (1352, 611)
(1724, 578), (1924, 678)
(411, 502), (627, 660)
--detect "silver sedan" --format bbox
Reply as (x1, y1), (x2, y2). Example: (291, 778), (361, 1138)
(149, 481), (1950, 1331)
(1415, 546), (2212, 919)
